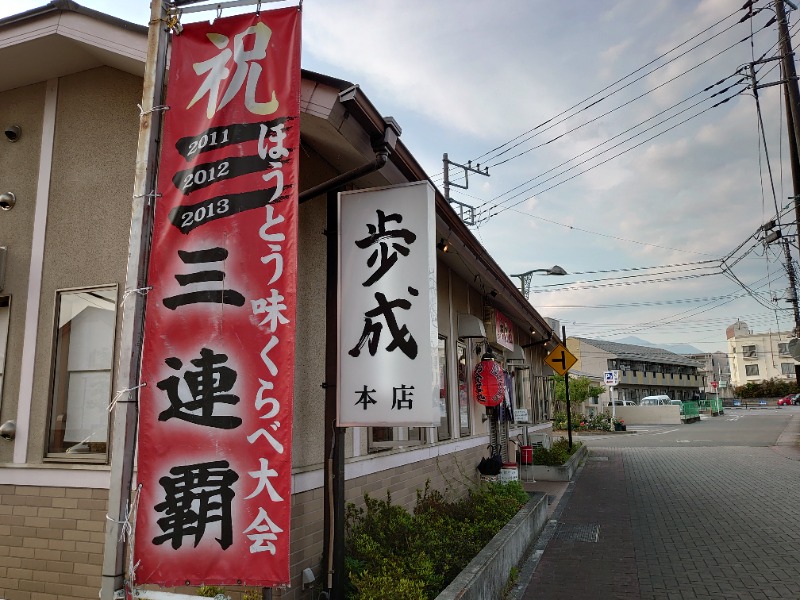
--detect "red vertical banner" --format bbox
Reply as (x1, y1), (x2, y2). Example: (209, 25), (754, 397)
(135, 8), (301, 587)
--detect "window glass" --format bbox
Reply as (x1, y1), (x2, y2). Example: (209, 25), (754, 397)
(0, 297), (9, 408)
(745, 364), (759, 376)
(457, 342), (470, 436)
(368, 426), (425, 451)
(437, 337), (451, 441)
(781, 362), (795, 375)
(515, 368), (531, 416)
(47, 287), (117, 458)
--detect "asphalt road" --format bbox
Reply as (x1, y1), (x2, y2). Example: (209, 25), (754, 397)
(573, 406), (796, 448)
(516, 408), (800, 600)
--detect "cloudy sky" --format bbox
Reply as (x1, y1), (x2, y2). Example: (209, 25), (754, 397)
(4, 0), (800, 354)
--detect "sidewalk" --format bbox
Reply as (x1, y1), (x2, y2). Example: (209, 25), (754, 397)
(517, 451), (637, 600)
(510, 414), (800, 600)
(770, 413), (800, 460)
(521, 479), (569, 518)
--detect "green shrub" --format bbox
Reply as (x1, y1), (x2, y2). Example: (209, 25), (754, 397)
(531, 438), (582, 466)
(345, 480), (528, 599)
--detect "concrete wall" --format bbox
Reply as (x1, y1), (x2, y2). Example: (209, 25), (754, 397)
(611, 405), (681, 425)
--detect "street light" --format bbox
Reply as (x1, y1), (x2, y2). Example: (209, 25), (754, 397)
(510, 265), (568, 297)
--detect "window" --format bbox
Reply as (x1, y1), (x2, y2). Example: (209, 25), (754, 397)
(742, 345), (757, 358)
(779, 343), (790, 356)
(47, 287), (117, 458)
(0, 296), (9, 408)
(457, 342), (471, 436)
(514, 367), (531, 417)
(369, 426), (425, 451)
(745, 364), (759, 377)
(781, 363), (796, 376)
(437, 337), (451, 441)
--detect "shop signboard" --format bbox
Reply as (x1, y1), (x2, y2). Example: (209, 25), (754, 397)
(135, 8), (301, 587)
(494, 310), (515, 351)
(338, 182), (439, 426)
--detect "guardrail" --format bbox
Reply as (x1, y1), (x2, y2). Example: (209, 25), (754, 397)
(697, 397), (723, 415)
(681, 401), (700, 422)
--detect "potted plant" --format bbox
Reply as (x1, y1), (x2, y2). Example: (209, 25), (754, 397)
(614, 418), (626, 431)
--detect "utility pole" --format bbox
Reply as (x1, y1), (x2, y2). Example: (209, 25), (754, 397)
(776, 0), (800, 383)
(442, 152), (489, 226)
(747, 46), (800, 385)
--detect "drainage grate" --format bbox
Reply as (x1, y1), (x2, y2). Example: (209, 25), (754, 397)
(589, 456), (608, 461)
(553, 523), (600, 542)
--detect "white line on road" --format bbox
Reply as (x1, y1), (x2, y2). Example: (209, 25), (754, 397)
(652, 428), (680, 436)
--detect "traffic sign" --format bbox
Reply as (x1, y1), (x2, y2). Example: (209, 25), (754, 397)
(545, 344), (577, 375)
(711, 381), (718, 390)
(603, 370), (620, 386)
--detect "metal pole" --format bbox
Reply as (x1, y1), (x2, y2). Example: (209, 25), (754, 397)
(443, 152), (450, 202)
(100, 2), (169, 599)
(562, 325), (572, 450)
(323, 190), (346, 600)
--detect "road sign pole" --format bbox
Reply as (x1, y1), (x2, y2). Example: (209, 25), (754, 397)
(612, 386), (616, 422)
(562, 326), (572, 449)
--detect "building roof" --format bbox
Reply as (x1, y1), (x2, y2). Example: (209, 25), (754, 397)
(574, 337), (702, 367)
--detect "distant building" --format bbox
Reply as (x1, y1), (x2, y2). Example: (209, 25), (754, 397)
(683, 351), (734, 399)
(726, 320), (799, 387)
(566, 337), (703, 404)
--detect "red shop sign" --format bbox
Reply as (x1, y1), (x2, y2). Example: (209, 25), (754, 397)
(135, 8), (301, 588)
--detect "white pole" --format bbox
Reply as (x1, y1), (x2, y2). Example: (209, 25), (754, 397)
(611, 385), (616, 422)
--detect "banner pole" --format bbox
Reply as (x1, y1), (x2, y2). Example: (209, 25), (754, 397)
(100, 2), (170, 599)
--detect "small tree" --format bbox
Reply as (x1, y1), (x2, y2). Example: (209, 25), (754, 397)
(552, 374), (605, 410)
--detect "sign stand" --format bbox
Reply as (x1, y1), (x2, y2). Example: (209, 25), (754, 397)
(544, 329), (578, 449)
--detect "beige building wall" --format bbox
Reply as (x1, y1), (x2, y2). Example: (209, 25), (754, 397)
(727, 329), (799, 388)
(0, 82), (46, 465)
(26, 68), (140, 462)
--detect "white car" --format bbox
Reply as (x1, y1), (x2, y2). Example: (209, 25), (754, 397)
(607, 400), (636, 406)
(640, 395), (671, 406)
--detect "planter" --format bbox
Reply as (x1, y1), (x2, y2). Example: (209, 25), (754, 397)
(519, 444), (588, 481)
(435, 493), (548, 600)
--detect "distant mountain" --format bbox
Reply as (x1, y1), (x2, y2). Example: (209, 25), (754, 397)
(613, 336), (703, 356)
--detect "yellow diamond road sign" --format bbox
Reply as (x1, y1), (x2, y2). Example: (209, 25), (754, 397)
(545, 344), (577, 375)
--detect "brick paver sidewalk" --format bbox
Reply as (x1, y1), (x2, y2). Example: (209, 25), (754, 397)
(519, 445), (800, 600)
(521, 451), (638, 599)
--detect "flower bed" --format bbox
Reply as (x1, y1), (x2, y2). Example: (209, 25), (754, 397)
(553, 411), (624, 432)
(344, 480), (530, 599)
(522, 438), (587, 481)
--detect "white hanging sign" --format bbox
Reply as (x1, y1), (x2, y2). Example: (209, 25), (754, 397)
(337, 182), (439, 426)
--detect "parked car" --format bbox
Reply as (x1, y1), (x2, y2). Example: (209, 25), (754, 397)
(777, 393), (800, 406)
(640, 395), (671, 406)
(607, 400), (636, 406)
